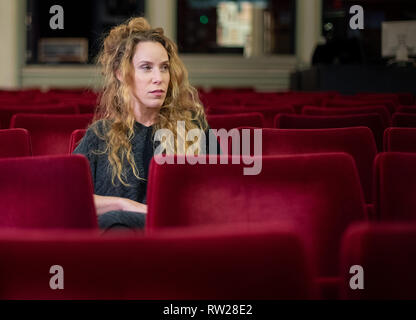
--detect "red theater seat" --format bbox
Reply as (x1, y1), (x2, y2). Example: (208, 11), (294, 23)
(207, 105), (248, 115)
(302, 105), (391, 127)
(69, 129), (87, 153)
(147, 153), (367, 278)
(340, 223), (416, 299)
(396, 105), (416, 114)
(374, 152), (416, 221)
(0, 103), (78, 128)
(208, 105), (294, 127)
(0, 224), (314, 299)
(324, 98), (396, 114)
(10, 113), (93, 155)
(207, 112), (264, 130)
(383, 127), (416, 152)
(0, 155), (97, 229)
(355, 92), (413, 105)
(0, 128), (32, 158)
(233, 127), (376, 203)
(274, 113), (386, 151)
(392, 112), (416, 127)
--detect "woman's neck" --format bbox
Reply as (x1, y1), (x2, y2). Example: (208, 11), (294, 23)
(133, 103), (159, 127)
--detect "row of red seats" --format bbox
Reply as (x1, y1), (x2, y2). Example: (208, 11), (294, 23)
(208, 111), (416, 152)
(2, 125), (416, 204)
(0, 153), (415, 298)
(1, 108), (414, 158)
(202, 91), (414, 113)
(0, 114), (93, 155)
(204, 91), (415, 134)
(0, 89), (98, 128)
(68, 126), (416, 207)
(208, 105), (416, 127)
(0, 88), (98, 104)
(2, 89), (412, 129)
(0, 222), (414, 299)
(0, 103), (96, 129)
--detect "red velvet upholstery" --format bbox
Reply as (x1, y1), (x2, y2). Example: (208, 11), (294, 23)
(396, 105), (416, 114)
(0, 224), (315, 299)
(234, 127), (376, 203)
(0, 103), (78, 128)
(274, 113), (386, 151)
(355, 92), (413, 105)
(69, 129), (87, 153)
(340, 223), (416, 299)
(207, 112), (264, 130)
(0, 128), (32, 158)
(392, 112), (416, 127)
(147, 153), (367, 277)
(0, 155), (97, 229)
(10, 113), (93, 155)
(76, 102), (96, 114)
(374, 152), (416, 221)
(207, 105), (249, 115)
(208, 105), (294, 127)
(324, 99), (396, 114)
(302, 105), (391, 127)
(384, 127), (416, 152)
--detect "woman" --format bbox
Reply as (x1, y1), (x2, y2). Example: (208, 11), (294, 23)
(74, 17), (213, 231)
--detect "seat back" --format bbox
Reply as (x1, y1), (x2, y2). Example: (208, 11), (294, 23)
(383, 127), (416, 152)
(0, 103), (78, 128)
(0, 155), (97, 229)
(0, 128), (32, 158)
(10, 113), (93, 155)
(396, 105), (416, 114)
(234, 127), (376, 203)
(340, 223), (416, 299)
(147, 153), (367, 277)
(274, 113), (386, 151)
(324, 99), (396, 114)
(0, 224), (314, 299)
(207, 112), (264, 130)
(392, 112), (416, 127)
(209, 106), (294, 127)
(302, 105), (391, 127)
(69, 129), (87, 153)
(374, 152), (416, 221)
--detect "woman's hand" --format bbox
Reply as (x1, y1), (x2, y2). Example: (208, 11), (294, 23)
(94, 195), (147, 215)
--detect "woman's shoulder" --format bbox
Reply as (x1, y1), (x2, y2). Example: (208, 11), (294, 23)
(90, 118), (111, 130)
(73, 119), (111, 155)
(87, 119), (112, 138)
(75, 119), (110, 149)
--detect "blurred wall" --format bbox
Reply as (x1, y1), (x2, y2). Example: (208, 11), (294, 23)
(0, 0), (24, 88)
(146, 0), (177, 43)
(296, 0), (322, 69)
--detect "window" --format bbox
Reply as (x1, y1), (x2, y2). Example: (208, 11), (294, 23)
(177, 0), (296, 54)
(26, 0), (145, 64)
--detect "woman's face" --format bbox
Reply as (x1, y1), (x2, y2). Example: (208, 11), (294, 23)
(131, 41), (170, 110)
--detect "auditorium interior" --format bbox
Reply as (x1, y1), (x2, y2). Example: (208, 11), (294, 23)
(0, 0), (416, 302)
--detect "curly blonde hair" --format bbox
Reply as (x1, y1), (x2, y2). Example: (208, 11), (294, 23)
(93, 17), (208, 186)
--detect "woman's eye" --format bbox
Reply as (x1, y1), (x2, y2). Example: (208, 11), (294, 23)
(161, 65), (169, 72)
(141, 65), (152, 71)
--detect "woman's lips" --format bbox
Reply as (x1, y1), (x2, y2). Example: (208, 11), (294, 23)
(150, 90), (165, 97)
(150, 90), (164, 99)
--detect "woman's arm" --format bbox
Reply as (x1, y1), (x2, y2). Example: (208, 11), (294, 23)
(93, 195), (147, 215)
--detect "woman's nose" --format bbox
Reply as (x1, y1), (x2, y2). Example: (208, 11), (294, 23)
(152, 70), (162, 84)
